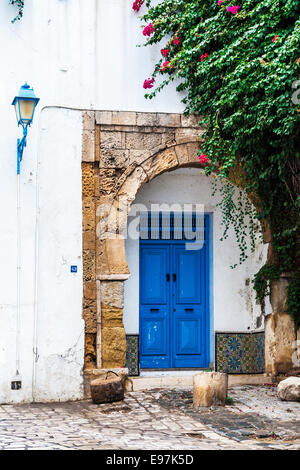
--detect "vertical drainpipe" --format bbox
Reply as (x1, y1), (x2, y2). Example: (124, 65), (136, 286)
(31, 117), (42, 402)
(15, 171), (21, 383)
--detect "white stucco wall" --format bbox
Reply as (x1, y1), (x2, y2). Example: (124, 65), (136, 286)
(124, 169), (271, 364)
(0, 0), (185, 403)
(0, 1), (270, 402)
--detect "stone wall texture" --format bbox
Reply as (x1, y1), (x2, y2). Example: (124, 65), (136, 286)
(82, 110), (297, 376)
(82, 110), (203, 369)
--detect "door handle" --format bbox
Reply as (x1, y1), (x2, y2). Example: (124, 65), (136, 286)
(166, 274), (170, 282)
(185, 308), (194, 312)
(150, 308), (159, 312)
(172, 273), (176, 282)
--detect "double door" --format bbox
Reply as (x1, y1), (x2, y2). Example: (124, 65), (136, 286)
(140, 241), (208, 368)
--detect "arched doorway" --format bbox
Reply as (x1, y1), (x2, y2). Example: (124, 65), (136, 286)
(123, 167), (268, 373)
(81, 110), (271, 375)
(82, 110), (299, 384)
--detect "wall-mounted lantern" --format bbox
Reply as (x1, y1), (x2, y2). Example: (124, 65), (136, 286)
(12, 83), (40, 174)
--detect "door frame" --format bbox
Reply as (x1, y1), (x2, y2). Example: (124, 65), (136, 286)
(139, 212), (211, 369)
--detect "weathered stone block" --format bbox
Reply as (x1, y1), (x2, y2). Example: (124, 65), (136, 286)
(117, 166), (148, 204)
(82, 198), (95, 232)
(83, 230), (96, 251)
(101, 327), (127, 368)
(83, 250), (96, 282)
(193, 372), (228, 407)
(85, 333), (96, 369)
(271, 277), (289, 313)
(101, 305), (124, 327)
(265, 312), (296, 375)
(105, 238), (129, 274)
(175, 142), (201, 166)
(100, 131), (124, 149)
(99, 148), (129, 168)
(162, 132), (176, 147)
(95, 111), (113, 125)
(278, 377), (300, 402)
(136, 113), (158, 127)
(100, 281), (124, 308)
(98, 168), (121, 195)
(82, 130), (95, 162)
(82, 111), (95, 131)
(83, 303), (97, 334)
(129, 149), (151, 166)
(96, 238), (110, 274)
(175, 128), (204, 145)
(84, 281), (97, 300)
(142, 147), (178, 181)
(181, 114), (202, 127)
(82, 163), (95, 197)
(125, 132), (162, 150)
(157, 113), (181, 127)
(111, 111), (137, 126)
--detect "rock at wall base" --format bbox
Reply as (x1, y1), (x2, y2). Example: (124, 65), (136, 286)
(193, 371), (228, 408)
(90, 374), (124, 404)
(277, 377), (300, 402)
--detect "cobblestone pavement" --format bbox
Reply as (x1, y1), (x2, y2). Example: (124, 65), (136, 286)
(156, 385), (300, 449)
(0, 386), (299, 450)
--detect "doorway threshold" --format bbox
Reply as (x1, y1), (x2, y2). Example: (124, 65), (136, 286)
(140, 369), (211, 377)
(127, 373), (271, 392)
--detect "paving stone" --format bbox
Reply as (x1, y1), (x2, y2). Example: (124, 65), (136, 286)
(0, 386), (298, 450)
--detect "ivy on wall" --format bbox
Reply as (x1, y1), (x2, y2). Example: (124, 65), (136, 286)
(134, 0), (300, 326)
(9, 0), (24, 22)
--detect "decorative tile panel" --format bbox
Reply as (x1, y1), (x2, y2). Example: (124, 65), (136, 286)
(126, 335), (139, 376)
(215, 332), (265, 374)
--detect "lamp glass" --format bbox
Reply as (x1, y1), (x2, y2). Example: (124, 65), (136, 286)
(17, 99), (36, 125)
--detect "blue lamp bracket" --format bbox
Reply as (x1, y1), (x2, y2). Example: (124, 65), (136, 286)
(17, 126), (28, 175)
(12, 83), (39, 175)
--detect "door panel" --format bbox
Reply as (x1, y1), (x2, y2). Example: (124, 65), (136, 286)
(175, 249), (201, 304)
(140, 214), (209, 369)
(140, 245), (171, 368)
(175, 318), (201, 355)
(141, 248), (168, 305)
(172, 245), (206, 367)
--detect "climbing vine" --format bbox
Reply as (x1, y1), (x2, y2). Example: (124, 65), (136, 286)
(9, 0), (24, 22)
(133, 0), (300, 326)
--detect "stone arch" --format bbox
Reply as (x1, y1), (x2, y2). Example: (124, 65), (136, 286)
(83, 110), (296, 383)
(99, 141), (203, 277)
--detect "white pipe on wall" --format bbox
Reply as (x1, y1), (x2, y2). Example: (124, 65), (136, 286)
(15, 172), (21, 381)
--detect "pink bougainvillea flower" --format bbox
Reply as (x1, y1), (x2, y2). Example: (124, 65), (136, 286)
(143, 77), (155, 89)
(227, 5), (240, 14)
(198, 154), (210, 164)
(173, 36), (180, 45)
(200, 53), (208, 62)
(161, 48), (170, 57)
(160, 61), (173, 71)
(143, 22), (155, 37)
(132, 0), (144, 12)
(272, 35), (279, 42)
(218, 0), (223, 5)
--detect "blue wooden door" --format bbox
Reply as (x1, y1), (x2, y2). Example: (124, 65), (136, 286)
(172, 246), (207, 367)
(140, 245), (171, 368)
(140, 214), (209, 369)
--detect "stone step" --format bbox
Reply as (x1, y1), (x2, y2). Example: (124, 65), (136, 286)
(127, 374), (273, 391)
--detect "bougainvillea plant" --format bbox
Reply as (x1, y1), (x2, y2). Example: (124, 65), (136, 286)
(138, 0), (300, 326)
(9, 0), (24, 22)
